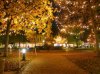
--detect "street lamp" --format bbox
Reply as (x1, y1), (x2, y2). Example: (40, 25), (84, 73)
(43, 40), (45, 43)
(21, 48), (26, 61)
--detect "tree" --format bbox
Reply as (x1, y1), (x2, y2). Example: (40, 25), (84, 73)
(60, 22), (84, 47)
(0, 0), (54, 57)
(87, 29), (96, 47)
(54, 0), (100, 55)
(54, 35), (66, 44)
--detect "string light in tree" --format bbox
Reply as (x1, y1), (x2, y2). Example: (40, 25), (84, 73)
(87, 29), (96, 45)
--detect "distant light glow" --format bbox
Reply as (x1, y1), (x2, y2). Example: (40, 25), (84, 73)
(63, 44), (66, 47)
(43, 40), (45, 43)
(54, 43), (62, 47)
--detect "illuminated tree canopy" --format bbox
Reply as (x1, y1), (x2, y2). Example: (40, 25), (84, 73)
(0, 0), (54, 37)
(54, 0), (100, 52)
(0, 0), (54, 57)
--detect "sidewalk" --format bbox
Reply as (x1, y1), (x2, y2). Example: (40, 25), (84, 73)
(21, 54), (89, 74)
(4, 71), (16, 74)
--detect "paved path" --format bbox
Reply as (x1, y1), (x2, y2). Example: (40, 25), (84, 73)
(21, 54), (89, 74)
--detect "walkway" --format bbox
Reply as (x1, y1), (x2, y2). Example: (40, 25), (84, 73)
(21, 54), (89, 74)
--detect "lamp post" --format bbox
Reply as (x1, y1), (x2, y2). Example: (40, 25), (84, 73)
(21, 48), (26, 61)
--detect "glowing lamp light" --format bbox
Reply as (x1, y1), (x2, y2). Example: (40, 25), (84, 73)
(43, 40), (45, 43)
(21, 49), (26, 54)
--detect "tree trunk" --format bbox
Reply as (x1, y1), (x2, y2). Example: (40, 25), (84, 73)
(75, 39), (78, 48)
(76, 42), (78, 48)
(19, 41), (21, 48)
(3, 19), (12, 57)
(92, 17), (100, 56)
(94, 28), (100, 56)
(75, 35), (79, 48)
(88, 1), (100, 56)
